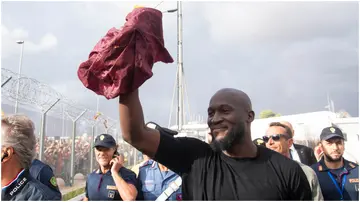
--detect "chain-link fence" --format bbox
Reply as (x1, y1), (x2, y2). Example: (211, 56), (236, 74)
(1, 68), (141, 189)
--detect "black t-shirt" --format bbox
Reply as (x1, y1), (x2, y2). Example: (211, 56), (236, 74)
(154, 131), (312, 200)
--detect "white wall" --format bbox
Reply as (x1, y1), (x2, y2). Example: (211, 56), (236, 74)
(174, 111), (359, 162)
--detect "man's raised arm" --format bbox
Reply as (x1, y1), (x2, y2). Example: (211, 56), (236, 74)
(119, 89), (160, 158)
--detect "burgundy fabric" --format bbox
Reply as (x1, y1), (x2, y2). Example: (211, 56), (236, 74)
(77, 7), (174, 99)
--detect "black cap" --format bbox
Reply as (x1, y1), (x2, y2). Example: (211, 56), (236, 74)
(320, 126), (344, 141)
(94, 134), (116, 148)
(253, 138), (265, 147)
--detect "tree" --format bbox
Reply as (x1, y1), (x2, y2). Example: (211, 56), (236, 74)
(259, 110), (281, 119)
(336, 110), (351, 118)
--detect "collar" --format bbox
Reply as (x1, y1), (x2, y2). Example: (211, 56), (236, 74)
(2, 169), (26, 189)
(96, 168), (112, 175)
(1, 169), (30, 200)
(139, 160), (152, 168)
(317, 157), (358, 172)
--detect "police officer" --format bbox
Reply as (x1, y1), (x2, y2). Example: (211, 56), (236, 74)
(30, 158), (62, 199)
(84, 134), (138, 201)
(137, 122), (182, 201)
(1, 114), (61, 200)
(138, 158), (182, 201)
(311, 126), (359, 201)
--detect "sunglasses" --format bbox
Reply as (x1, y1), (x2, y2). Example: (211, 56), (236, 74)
(262, 134), (289, 143)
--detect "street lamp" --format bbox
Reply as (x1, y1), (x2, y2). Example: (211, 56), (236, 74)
(162, 2), (184, 132)
(14, 40), (25, 114)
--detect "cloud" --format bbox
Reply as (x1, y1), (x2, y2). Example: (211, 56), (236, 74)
(1, 25), (58, 58)
(201, 2), (358, 46)
(1, 1), (358, 125)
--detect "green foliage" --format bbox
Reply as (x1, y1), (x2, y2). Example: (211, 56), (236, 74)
(62, 187), (85, 201)
(259, 110), (281, 119)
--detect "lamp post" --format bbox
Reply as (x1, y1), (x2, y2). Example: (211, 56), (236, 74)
(163, 2), (184, 132)
(14, 40), (25, 114)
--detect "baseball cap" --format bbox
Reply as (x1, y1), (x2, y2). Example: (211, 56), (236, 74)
(94, 134), (117, 148)
(320, 126), (344, 141)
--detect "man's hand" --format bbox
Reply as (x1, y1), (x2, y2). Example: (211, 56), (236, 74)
(110, 156), (123, 174)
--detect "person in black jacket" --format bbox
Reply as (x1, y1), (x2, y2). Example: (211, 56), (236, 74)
(1, 114), (61, 201)
(30, 159), (62, 199)
(280, 121), (317, 166)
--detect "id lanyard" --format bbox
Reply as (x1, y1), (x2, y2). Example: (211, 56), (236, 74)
(327, 172), (347, 200)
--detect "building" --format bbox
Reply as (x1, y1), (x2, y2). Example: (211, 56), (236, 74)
(170, 111), (359, 162)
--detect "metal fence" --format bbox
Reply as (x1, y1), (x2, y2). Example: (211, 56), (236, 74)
(1, 68), (142, 187)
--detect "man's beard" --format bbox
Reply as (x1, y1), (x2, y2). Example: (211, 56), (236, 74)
(210, 122), (245, 152)
(324, 152), (342, 162)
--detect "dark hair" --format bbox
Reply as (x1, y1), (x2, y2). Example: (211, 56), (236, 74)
(269, 122), (293, 139)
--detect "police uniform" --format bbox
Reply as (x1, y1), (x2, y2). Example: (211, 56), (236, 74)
(311, 127), (359, 201)
(86, 167), (138, 200)
(85, 134), (138, 201)
(138, 160), (182, 201)
(1, 169), (61, 201)
(29, 158), (62, 199)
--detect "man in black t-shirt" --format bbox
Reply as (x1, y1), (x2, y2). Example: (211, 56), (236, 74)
(118, 88), (312, 200)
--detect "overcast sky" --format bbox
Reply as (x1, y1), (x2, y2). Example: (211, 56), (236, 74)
(2, 1), (359, 128)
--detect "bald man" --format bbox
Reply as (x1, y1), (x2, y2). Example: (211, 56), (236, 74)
(119, 88), (312, 200)
(280, 121), (317, 166)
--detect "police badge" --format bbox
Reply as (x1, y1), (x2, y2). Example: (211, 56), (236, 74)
(108, 190), (115, 199)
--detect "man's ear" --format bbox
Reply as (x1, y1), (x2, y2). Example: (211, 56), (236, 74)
(288, 138), (294, 148)
(2, 147), (14, 163)
(247, 111), (255, 123)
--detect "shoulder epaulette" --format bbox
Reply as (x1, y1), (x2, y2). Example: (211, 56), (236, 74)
(349, 162), (358, 168)
(151, 161), (156, 168)
(139, 160), (151, 168)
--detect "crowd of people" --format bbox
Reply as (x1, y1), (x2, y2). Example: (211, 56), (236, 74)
(33, 137), (91, 185)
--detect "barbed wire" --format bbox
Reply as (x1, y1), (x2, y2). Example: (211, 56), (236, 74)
(1, 68), (117, 130)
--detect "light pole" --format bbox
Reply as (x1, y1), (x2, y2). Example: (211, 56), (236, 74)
(14, 40), (25, 114)
(176, 1), (184, 132)
(163, 2), (184, 132)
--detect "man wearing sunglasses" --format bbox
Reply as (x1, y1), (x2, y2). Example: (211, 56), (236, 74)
(1, 114), (61, 201)
(264, 122), (323, 200)
(311, 127), (359, 201)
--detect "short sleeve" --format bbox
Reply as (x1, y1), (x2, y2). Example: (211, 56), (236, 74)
(120, 169), (138, 186)
(85, 179), (89, 198)
(154, 130), (211, 175)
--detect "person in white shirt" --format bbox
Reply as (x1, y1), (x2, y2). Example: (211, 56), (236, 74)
(280, 121), (317, 166)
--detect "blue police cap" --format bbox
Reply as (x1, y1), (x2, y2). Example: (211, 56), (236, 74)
(94, 134), (117, 148)
(320, 126), (344, 141)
